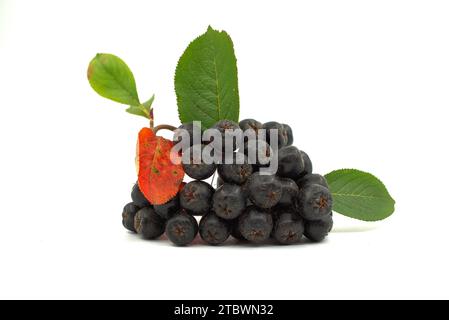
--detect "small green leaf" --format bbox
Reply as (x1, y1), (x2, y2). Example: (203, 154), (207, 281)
(325, 169), (395, 221)
(142, 95), (155, 110)
(88, 53), (140, 106)
(175, 26), (240, 128)
(125, 106), (149, 119)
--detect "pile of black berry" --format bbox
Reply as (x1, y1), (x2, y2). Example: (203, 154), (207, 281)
(122, 119), (333, 246)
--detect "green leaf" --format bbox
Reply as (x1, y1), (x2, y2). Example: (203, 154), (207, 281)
(325, 169), (395, 221)
(142, 94), (155, 110)
(125, 106), (149, 119)
(175, 26), (240, 128)
(88, 53), (140, 106)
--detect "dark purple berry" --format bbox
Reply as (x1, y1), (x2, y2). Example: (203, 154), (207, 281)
(301, 151), (313, 178)
(238, 207), (273, 243)
(304, 215), (333, 242)
(182, 144), (216, 180)
(166, 212), (199, 246)
(282, 123), (293, 146)
(180, 181), (214, 215)
(217, 154), (253, 185)
(277, 146), (312, 180)
(278, 178), (299, 207)
(173, 122), (202, 147)
(154, 194), (180, 220)
(131, 183), (150, 208)
(199, 213), (231, 245)
(213, 184), (246, 220)
(122, 202), (140, 232)
(297, 184), (333, 221)
(273, 211), (304, 245)
(211, 120), (242, 152)
(262, 121), (288, 148)
(134, 207), (165, 240)
(247, 173), (282, 209)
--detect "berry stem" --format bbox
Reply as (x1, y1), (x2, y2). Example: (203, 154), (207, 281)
(153, 124), (177, 134)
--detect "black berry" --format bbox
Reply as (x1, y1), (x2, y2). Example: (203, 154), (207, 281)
(131, 183), (150, 208)
(217, 154), (253, 185)
(278, 178), (300, 207)
(301, 150), (313, 177)
(134, 207), (165, 240)
(180, 181), (214, 215)
(166, 212), (199, 246)
(213, 184), (246, 220)
(230, 219), (246, 241)
(211, 119), (242, 152)
(199, 213), (231, 245)
(282, 123), (294, 146)
(239, 118), (263, 142)
(247, 173), (282, 209)
(277, 146), (311, 180)
(182, 144), (216, 180)
(238, 207), (273, 243)
(154, 194), (180, 220)
(304, 215), (333, 242)
(273, 211), (304, 245)
(122, 202), (140, 232)
(262, 121), (288, 148)
(173, 122), (202, 147)
(297, 184), (333, 221)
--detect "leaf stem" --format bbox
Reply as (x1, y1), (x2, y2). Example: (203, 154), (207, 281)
(150, 108), (154, 129)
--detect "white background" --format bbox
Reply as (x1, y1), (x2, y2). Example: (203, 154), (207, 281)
(0, 0), (448, 300)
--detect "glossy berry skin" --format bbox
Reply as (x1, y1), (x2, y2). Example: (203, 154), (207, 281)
(180, 181), (214, 215)
(166, 212), (199, 246)
(238, 207), (273, 243)
(213, 184), (246, 220)
(273, 211), (304, 245)
(247, 173), (282, 209)
(277, 146), (312, 180)
(182, 145), (216, 180)
(297, 174), (328, 190)
(278, 178), (300, 207)
(122, 202), (140, 232)
(173, 122), (202, 147)
(134, 207), (165, 240)
(199, 213), (231, 245)
(217, 154), (253, 185)
(212, 120), (242, 152)
(304, 215), (333, 242)
(262, 121), (288, 148)
(154, 194), (180, 220)
(297, 184), (333, 221)
(282, 123), (294, 146)
(131, 183), (151, 208)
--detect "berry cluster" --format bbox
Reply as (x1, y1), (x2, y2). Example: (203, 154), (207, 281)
(122, 119), (333, 246)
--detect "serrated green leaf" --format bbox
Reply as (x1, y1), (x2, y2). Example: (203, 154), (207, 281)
(125, 106), (149, 119)
(88, 53), (140, 106)
(325, 169), (395, 221)
(175, 27), (240, 128)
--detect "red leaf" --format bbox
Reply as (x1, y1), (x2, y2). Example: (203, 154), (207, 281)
(136, 127), (184, 205)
